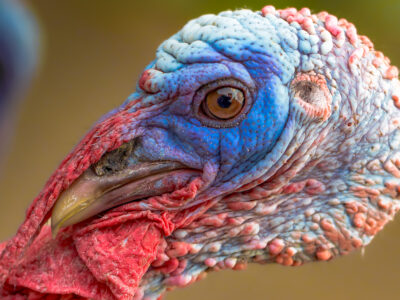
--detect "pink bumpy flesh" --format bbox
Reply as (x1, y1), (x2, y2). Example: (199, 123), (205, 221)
(1, 5), (400, 300)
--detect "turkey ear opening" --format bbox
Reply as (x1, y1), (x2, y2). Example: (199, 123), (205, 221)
(290, 73), (332, 122)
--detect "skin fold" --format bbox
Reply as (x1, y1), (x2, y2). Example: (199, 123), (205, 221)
(1, 5), (400, 300)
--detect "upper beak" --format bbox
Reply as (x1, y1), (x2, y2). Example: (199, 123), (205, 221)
(51, 160), (200, 236)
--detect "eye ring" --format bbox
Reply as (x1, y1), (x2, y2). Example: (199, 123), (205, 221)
(193, 78), (254, 128)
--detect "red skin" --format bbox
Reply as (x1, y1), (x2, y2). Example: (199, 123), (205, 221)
(0, 98), (204, 299)
(2, 5), (400, 300)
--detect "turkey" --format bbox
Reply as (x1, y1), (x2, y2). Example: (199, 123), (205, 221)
(1, 5), (400, 300)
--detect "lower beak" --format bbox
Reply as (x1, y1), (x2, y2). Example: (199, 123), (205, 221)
(51, 161), (200, 236)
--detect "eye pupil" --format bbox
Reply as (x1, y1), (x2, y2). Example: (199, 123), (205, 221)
(195, 79), (251, 127)
(202, 86), (246, 121)
(217, 95), (232, 108)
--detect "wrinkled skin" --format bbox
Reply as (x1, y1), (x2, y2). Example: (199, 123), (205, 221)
(1, 6), (400, 300)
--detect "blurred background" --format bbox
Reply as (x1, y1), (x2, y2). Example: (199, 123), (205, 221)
(1, 0), (400, 299)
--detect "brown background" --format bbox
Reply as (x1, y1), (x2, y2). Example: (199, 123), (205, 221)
(1, 1), (400, 299)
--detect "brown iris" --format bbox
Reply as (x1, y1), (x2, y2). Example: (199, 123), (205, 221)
(203, 87), (245, 119)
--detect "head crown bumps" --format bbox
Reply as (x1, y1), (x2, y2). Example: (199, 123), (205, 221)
(261, 6), (399, 105)
(154, 9), (300, 83)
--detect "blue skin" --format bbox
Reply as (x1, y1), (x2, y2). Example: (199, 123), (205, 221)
(3, 8), (400, 300)
(114, 9), (400, 297)
(129, 11), (299, 198)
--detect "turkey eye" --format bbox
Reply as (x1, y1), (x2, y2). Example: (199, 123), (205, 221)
(193, 78), (253, 128)
(203, 87), (245, 119)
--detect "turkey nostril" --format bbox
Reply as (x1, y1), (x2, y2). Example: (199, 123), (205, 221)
(93, 139), (137, 176)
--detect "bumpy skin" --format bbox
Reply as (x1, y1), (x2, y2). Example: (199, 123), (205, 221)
(0, 0), (39, 169)
(1, 6), (400, 300)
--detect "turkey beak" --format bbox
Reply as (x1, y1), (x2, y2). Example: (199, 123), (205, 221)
(51, 161), (199, 236)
